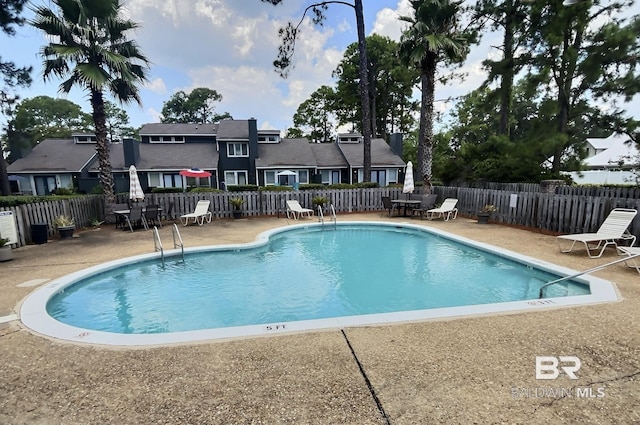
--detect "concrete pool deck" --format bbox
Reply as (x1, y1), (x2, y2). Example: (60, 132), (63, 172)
(1, 213), (639, 424)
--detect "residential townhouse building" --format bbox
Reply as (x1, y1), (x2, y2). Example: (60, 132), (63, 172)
(7, 118), (405, 195)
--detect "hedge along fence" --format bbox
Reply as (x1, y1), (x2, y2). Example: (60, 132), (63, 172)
(4, 186), (640, 247)
(1, 195), (105, 247)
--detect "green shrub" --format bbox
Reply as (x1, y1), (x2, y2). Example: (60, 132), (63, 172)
(52, 187), (75, 195)
(188, 187), (222, 193)
(258, 186), (293, 191)
(354, 182), (379, 188)
(151, 187), (183, 193)
(90, 184), (104, 194)
(227, 184), (259, 192)
(327, 183), (354, 189)
(299, 183), (326, 190)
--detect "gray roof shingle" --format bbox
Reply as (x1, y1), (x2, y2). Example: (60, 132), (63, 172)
(338, 138), (405, 167)
(92, 143), (219, 172)
(217, 120), (250, 140)
(139, 123), (218, 136)
(7, 139), (96, 173)
(255, 138), (316, 168)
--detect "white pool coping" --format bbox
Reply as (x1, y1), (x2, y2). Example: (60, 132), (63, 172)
(19, 221), (619, 347)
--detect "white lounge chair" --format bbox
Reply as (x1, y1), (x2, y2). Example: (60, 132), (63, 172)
(556, 208), (637, 258)
(286, 200), (313, 220)
(616, 246), (640, 273)
(425, 198), (458, 221)
(180, 200), (212, 226)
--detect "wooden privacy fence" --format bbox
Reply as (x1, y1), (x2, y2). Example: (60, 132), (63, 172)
(434, 186), (640, 237)
(4, 186), (640, 247)
(1, 196), (105, 247)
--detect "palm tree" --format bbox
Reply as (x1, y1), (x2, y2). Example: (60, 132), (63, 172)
(31, 0), (150, 202)
(399, 0), (469, 192)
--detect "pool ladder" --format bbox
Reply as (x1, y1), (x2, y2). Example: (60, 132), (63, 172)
(538, 252), (640, 298)
(153, 223), (185, 268)
(317, 204), (337, 227)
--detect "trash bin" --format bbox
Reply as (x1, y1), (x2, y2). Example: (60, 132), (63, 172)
(31, 223), (48, 244)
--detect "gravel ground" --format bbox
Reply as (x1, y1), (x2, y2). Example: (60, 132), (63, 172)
(0, 213), (639, 424)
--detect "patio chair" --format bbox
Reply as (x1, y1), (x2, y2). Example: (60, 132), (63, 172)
(144, 204), (162, 228)
(412, 194), (438, 219)
(286, 200), (313, 220)
(180, 200), (212, 226)
(381, 196), (397, 217)
(425, 198), (459, 221)
(124, 206), (148, 232)
(556, 208), (637, 258)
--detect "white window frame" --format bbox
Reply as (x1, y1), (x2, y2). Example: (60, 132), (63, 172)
(225, 170), (248, 186)
(149, 136), (185, 144)
(227, 142), (249, 157)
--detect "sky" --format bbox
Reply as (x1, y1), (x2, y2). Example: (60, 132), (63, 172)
(1, 0), (638, 133)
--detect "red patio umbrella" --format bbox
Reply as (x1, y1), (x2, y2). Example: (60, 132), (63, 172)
(179, 168), (212, 178)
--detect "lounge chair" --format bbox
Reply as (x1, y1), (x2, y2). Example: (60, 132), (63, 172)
(556, 208), (637, 258)
(425, 198), (458, 221)
(286, 200), (313, 220)
(180, 200), (212, 226)
(412, 194), (438, 219)
(615, 246), (640, 273)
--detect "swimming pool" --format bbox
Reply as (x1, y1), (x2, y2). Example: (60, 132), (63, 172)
(20, 222), (618, 346)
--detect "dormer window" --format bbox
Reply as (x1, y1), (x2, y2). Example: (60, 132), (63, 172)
(258, 134), (280, 143)
(74, 135), (97, 143)
(149, 136), (185, 143)
(337, 134), (362, 144)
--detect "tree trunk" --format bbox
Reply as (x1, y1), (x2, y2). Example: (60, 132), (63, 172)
(0, 157), (11, 196)
(499, 0), (515, 136)
(419, 55), (436, 193)
(91, 90), (116, 203)
(355, 0), (372, 182)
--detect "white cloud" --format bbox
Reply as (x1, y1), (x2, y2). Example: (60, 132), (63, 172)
(371, 0), (412, 40)
(144, 78), (167, 94)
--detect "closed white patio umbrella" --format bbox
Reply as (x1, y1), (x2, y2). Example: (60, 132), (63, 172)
(403, 161), (414, 199)
(129, 165), (145, 202)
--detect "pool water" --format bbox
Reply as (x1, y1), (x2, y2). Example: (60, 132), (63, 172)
(46, 225), (589, 334)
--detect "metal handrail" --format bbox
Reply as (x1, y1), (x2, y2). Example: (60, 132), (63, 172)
(538, 252), (640, 298)
(317, 204), (337, 227)
(153, 226), (164, 268)
(172, 223), (185, 263)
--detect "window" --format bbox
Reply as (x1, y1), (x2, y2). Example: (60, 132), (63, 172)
(148, 173), (161, 187)
(371, 170), (387, 186)
(225, 171), (247, 186)
(321, 170), (341, 185)
(265, 171), (276, 185)
(163, 174), (183, 188)
(227, 143), (249, 157)
(258, 135), (280, 143)
(298, 170), (308, 184)
(149, 136), (185, 143)
(321, 170), (331, 184)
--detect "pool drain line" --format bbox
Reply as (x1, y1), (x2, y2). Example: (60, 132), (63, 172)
(341, 329), (392, 425)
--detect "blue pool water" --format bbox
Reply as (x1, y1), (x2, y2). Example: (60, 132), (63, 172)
(46, 224), (589, 335)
